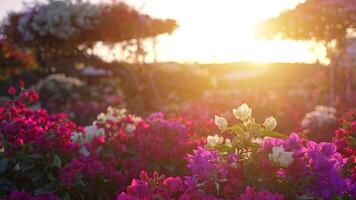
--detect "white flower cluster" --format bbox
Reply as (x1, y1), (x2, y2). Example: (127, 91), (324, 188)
(268, 146), (294, 168)
(71, 124), (105, 155)
(71, 107), (142, 155)
(96, 107), (128, 123)
(36, 73), (85, 92)
(71, 125), (105, 145)
(209, 104), (293, 167)
(95, 107), (142, 134)
(214, 103), (277, 132)
(17, 0), (101, 41)
(210, 103), (278, 147)
(301, 105), (337, 129)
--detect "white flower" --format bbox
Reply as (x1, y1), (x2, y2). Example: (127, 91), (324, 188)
(233, 103), (252, 121)
(214, 115), (228, 130)
(251, 137), (263, 145)
(301, 105), (337, 129)
(17, 0), (101, 41)
(71, 132), (84, 144)
(126, 124), (136, 134)
(96, 107), (128, 124)
(207, 134), (224, 146)
(85, 125), (105, 141)
(225, 138), (232, 147)
(263, 116), (277, 131)
(268, 146), (294, 167)
(243, 117), (255, 127)
(71, 125), (105, 145)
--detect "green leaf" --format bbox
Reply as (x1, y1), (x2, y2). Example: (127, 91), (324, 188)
(47, 133), (56, 140)
(0, 158), (8, 173)
(263, 131), (288, 139)
(29, 154), (44, 159)
(346, 136), (356, 148)
(20, 160), (34, 172)
(74, 178), (86, 187)
(34, 183), (56, 195)
(249, 143), (261, 148)
(229, 124), (244, 134)
(51, 155), (62, 168)
(26, 171), (44, 182)
(61, 193), (71, 200)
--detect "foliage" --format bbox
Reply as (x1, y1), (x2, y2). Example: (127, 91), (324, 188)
(36, 74), (124, 125)
(257, 0), (356, 46)
(131, 64), (215, 114)
(119, 104), (355, 200)
(0, 39), (37, 80)
(1, 85), (355, 199)
(2, 0), (177, 51)
(0, 85), (79, 199)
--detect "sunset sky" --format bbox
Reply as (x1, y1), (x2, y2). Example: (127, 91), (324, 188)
(0, 0), (327, 63)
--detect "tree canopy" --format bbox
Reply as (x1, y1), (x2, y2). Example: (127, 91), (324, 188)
(1, 0), (177, 50)
(257, 0), (356, 48)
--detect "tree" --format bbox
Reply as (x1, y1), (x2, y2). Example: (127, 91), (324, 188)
(0, 0), (178, 111)
(2, 0), (177, 58)
(257, 0), (356, 104)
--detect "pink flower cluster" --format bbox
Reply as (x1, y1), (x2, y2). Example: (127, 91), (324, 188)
(58, 110), (208, 195)
(118, 132), (354, 199)
(117, 171), (184, 200)
(1, 85), (355, 199)
(134, 112), (206, 175)
(1, 86), (78, 156)
(2, 191), (59, 200)
(333, 111), (356, 157)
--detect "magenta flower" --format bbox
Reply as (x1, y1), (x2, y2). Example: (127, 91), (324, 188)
(236, 187), (284, 200)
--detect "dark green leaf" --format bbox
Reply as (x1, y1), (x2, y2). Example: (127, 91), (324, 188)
(0, 179), (17, 192)
(20, 161), (34, 172)
(34, 183), (56, 195)
(346, 136), (356, 148)
(51, 155), (62, 168)
(47, 133), (56, 140)
(29, 154), (44, 159)
(26, 171), (44, 182)
(0, 158), (8, 173)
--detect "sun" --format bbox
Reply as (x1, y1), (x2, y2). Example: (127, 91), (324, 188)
(95, 0), (324, 63)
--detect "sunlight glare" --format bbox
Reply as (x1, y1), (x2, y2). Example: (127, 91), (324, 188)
(95, 0), (325, 63)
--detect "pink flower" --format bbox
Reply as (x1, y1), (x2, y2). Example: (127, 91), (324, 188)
(59, 167), (78, 186)
(237, 187), (284, 200)
(19, 80), (25, 89)
(164, 177), (184, 193)
(8, 87), (16, 96)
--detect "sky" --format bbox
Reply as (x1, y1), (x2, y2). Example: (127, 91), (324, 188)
(0, 0), (327, 63)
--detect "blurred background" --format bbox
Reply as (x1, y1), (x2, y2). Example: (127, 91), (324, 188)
(0, 0), (355, 137)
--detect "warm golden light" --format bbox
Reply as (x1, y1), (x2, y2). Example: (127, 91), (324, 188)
(94, 0), (327, 63)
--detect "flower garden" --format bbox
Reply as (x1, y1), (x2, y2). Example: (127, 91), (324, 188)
(0, 0), (355, 200)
